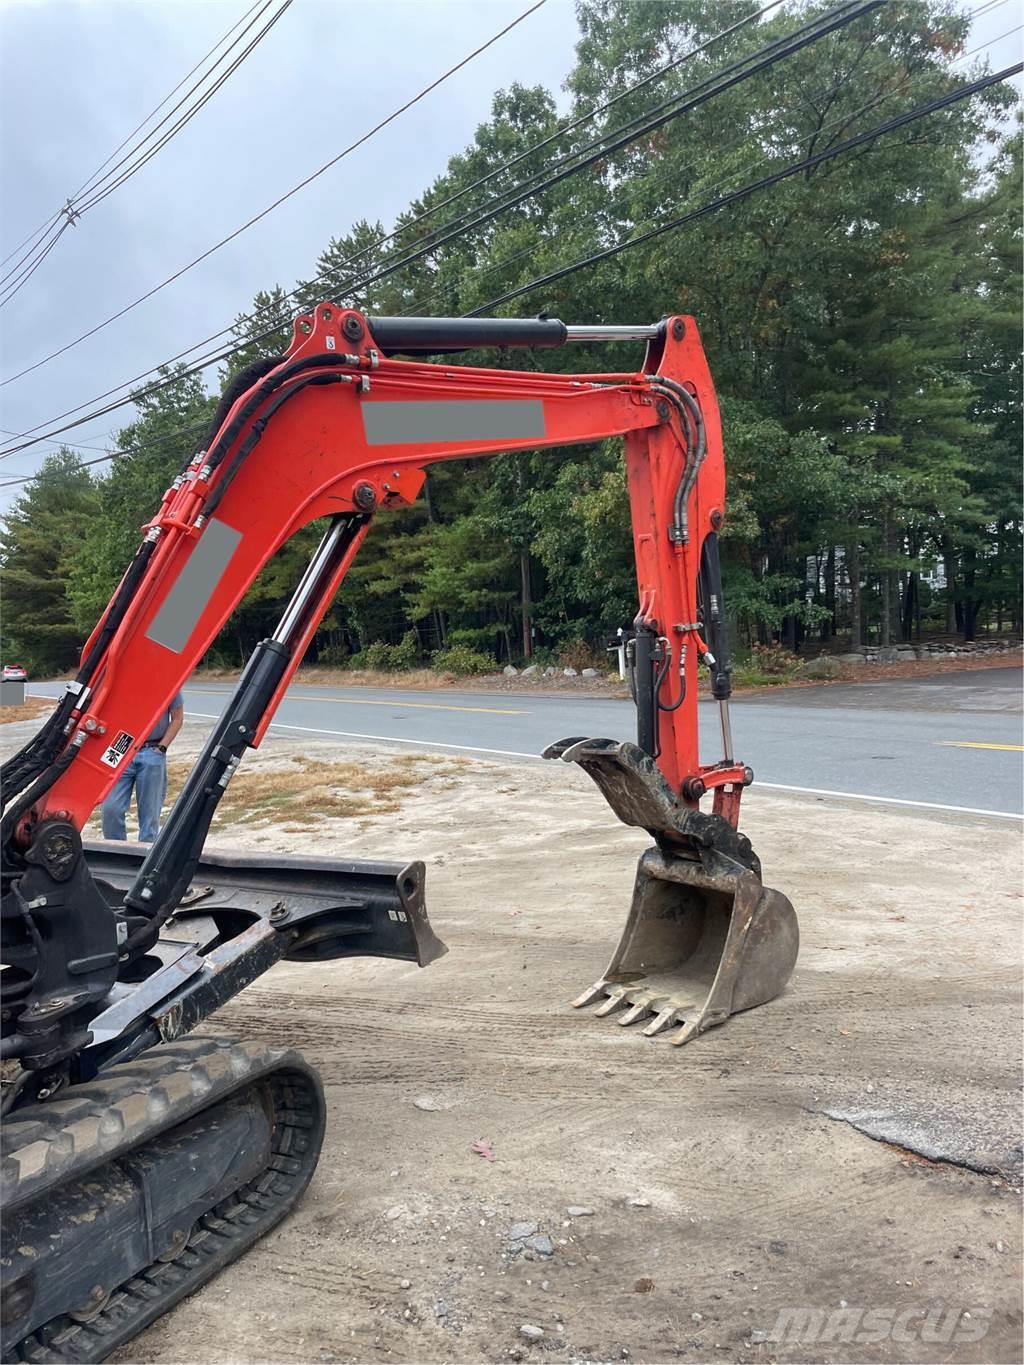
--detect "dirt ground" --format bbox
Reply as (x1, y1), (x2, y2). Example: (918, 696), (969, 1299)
(2, 715), (1022, 1364)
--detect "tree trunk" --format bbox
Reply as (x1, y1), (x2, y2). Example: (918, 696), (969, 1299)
(822, 543), (836, 642)
(944, 551), (957, 633)
(848, 540), (862, 648)
(520, 549), (533, 660)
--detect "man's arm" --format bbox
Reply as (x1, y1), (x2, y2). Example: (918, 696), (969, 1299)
(160, 701), (185, 750)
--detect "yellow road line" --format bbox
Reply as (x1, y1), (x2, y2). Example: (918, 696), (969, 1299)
(939, 741), (1024, 752)
(185, 686), (526, 716)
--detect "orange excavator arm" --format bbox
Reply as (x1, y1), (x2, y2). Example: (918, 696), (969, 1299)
(1, 306), (795, 1095)
(11, 306), (743, 840)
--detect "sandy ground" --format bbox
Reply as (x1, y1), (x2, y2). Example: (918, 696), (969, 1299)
(2, 716), (1022, 1364)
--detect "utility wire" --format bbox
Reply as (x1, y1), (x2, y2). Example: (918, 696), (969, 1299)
(0, 223), (72, 307)
(70, 1), (291, 218)
(0, 0), (265, 273)
(0, 0), (867, 436)
(469, 61), (1023, 314)
(0, 0), (547, 386)
(0, 11), (1014, 469)
(0, 1), (280, 302)
(1, 49), (1016, 491)
(0, 0), (786, 431)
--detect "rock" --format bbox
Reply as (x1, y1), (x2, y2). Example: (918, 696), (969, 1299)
(837, 652), (865, 665)
(519, 1325), (545, 1341)
(399, 1278), (412, 1289)
(566, 1206), (595, 1217)
(798, 656), (842, 680)
(435, 1299), (450, 1320)
(525, 1234), (555, 1256)
(522, 664), (538, 675)
(581, 667), (598, 677)
(384, 1204), (406, 1221)
(543, 666), (557, 677)
(877, 647), (899, 662)
(507, 1222), (538, 1241)
(691, 1312), (703, 1323)
(749, 1330), (768, 1345)
(626, 1196), (651, 1208)
(563, 666), (578, 677)
(413, 1095), (441, 1111)
(503, 665), (519, 677)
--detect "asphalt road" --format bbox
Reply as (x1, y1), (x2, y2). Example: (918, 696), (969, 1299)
(29, 666), (1023, 818)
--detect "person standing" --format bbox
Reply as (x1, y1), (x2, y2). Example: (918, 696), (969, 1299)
(101, 693), (184, 842)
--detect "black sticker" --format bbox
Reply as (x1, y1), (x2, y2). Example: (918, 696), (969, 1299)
(100, 730), (135, 768)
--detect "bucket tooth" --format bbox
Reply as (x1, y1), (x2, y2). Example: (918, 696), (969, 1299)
(642, 1006), (683, 1036)
(618, 994), (661, 1027)
(550, 736), (798, 1050)
(572, 980), (609, 1009)
(593, 988), (631, 1018)
(669, 1018), (706, 1047)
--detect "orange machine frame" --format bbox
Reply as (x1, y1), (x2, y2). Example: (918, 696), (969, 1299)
(29, 305), (744, 837)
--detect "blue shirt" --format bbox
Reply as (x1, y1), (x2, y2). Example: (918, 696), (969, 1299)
(147, 692), (183, 744)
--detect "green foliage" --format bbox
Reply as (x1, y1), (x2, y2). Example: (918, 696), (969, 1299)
(66, 367), (216, 631)
(10, 3), (1018, 679)
(1, 450), (99, 674)
(430, 644), (496, 676)
(349, 630), (422, 672)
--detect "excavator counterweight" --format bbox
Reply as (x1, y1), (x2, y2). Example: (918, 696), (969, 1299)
(1, 308), (797, 1361)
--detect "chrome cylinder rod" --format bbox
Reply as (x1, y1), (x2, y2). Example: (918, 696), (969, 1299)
(272, 515), (358, 648)
(718, 698), (734, 765)
(564, 324), (662, 342)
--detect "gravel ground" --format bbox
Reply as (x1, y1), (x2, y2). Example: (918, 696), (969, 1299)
(2, 715), (1021, 1365)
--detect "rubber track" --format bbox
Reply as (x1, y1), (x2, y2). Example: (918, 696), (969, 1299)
(3, 1036), (325, 1363)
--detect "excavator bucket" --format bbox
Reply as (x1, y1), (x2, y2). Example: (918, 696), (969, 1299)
(545, 737), (798, 1046)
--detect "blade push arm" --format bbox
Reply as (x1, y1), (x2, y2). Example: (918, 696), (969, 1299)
(10, 305), (745, 846)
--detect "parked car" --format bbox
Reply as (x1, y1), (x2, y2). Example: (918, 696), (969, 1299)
(2, 664), (28, 681)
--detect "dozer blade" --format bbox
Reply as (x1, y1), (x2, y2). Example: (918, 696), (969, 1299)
(545, 736), (798, 1046)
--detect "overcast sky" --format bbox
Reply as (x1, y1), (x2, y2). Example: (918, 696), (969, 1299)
(0, 0), (1020, 510)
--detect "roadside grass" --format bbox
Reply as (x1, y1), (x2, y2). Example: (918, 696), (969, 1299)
(197, 665), (458, 691)
(167, 752), (470, 829)
(0, 698), (55, 724)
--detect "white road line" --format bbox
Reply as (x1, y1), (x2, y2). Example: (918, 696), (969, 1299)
(184, 712), (540, 761)
(756, 781), (1022, 821)
(24, 692), (1018, 820)
(184, 710), (1022, 819)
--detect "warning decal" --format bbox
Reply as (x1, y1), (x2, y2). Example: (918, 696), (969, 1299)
(100, 730), (135, 769)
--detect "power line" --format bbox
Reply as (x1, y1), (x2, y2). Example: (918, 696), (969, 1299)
(0, 0), (267, 274)
(469, 61), (1024, 314)
(0, 223), (72, 307)
(0, 0), (547, 387)
(1, 51), (1016, 492)
(0, 0), (868, 449)
(0, 423), (212, 492)
(0, 1), (281, 301)
(1, 8), (1014, 469)
(70, 1), (292, 219)
(0, 0), (783, 439)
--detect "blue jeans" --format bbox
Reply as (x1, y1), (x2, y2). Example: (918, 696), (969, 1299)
(101, 748), (168, 842)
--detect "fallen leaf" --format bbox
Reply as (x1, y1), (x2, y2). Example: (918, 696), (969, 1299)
(471, 1138), (495, 1162)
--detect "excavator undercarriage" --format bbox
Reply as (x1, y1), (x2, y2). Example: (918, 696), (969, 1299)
(1, 309), (797, 1361)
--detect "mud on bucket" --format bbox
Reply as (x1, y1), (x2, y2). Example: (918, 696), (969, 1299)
(574, 845), (799, 1046)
